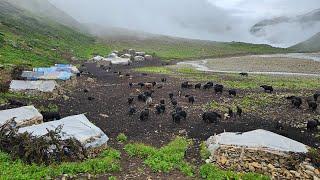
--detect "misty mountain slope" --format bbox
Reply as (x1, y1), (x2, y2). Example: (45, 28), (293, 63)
(5, 0), (84, 30)
(89, 24), (289, 60)
(250, 8), (320, 47)
(290, 32), (320, 52)
(0, 0), (111, 67)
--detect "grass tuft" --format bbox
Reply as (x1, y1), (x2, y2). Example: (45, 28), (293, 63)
(124, 137), (194, 176)
(0, 148), (121, 179)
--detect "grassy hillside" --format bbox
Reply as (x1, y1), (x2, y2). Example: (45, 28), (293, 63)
(0, 0), (290, 69)
(106, 38), (289, 61)
(290, 32), (320, 52)
(0, 0), (111, 68)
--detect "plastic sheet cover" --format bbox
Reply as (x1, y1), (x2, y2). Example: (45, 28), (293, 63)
(19, 114), (109, 148)
(206, 129), (308, 153)
(0, 106), (43, 127)
(10, 80), (56, 92)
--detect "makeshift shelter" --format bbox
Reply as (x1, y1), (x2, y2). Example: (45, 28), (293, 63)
(22, 64), (79, 80)
(18, 114), (109, 148)
(206, 129), (308, 153)
(120, 54), (132, 58)
(92, 55), (104, 61)
(134, 56), (145, 61)
(108, 58), (131, 65)
(135, 52), (146, 56)
(10, 80), (56, 92)
(0, 106), (43, 127)
(107, 53), (118, 58)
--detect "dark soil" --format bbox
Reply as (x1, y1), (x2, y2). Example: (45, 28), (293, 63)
(21, 60), (320, 178)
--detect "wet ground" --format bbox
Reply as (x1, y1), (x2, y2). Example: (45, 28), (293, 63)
(178, 53), (320, 76)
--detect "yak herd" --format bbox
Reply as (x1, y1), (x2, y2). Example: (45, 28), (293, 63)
(125, 74), (319, 131)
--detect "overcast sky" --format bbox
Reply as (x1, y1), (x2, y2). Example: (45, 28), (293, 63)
(50, 0), (320, 47)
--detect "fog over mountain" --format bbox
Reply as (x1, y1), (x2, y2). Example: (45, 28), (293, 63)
(45, 0), (320, 47)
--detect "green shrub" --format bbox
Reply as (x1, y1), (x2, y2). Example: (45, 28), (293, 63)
(116, 133), (128, 143)
(200, 141), (211, 160)
(0, 148), (121, 179)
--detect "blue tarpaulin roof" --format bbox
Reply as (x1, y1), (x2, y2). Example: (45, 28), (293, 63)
(22, 64), (78, 80)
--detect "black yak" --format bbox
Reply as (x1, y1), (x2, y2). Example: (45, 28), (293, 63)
(260, 85), (273, 93)
(214, 84), (224, 93)
(140, 109), (150, 121)
(195, 83), (201, 89)
(188, 96), (195, 104)
(228, 89), (237, 97)
(307, 119), (319, 131)
(202, 112), (222, 123)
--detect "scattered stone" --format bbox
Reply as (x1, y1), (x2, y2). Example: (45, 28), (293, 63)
(100, 114), (109, 118)
(63, 95), (70, 101)
(86, 78), (94, 83)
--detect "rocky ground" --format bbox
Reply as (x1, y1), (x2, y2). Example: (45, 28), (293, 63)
(206, 145), (319, 179)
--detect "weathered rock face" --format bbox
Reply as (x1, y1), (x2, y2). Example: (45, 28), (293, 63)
(206, 145), (320, 180)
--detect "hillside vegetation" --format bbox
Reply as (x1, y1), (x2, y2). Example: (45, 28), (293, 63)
(0, 0), (111, 68)
(0, 0), (289, 69)
(290, 32), (320, 52)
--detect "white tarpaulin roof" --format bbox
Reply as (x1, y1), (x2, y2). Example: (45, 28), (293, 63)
(10, 80), (57, 92)
(18, 114), (109, 148)
(104, 57), (131, 65)
(0, 106), (43, 127)
(207, 129), (308, 153)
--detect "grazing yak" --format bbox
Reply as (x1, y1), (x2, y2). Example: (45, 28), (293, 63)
(128, 97), (134, 104)
(307, 99), (318, 111)
(160, 99), (165, 105)
(239, 72), (248, 76)
(307, 119), (319, 131)
(161, 78), (167, 82)
(172, 107), (187, 124)
(228, 89), (237, 97)
(195, 83), (201, 89)
(260, 85), (273, 93)
(236, 106), (243, 117)
(41, 112), (61, 122)
(314, 92), (320, 102)
(88, 97), (95, 101)
(287, 96), (302, 108)
(188, 96), (195, 104)
(140, 109), (150, 121)
(202, 112), (222, 123)
(156, 104), (166, 114)
(172, 113), (182, 124)
(171, 99), (178, 107)
(214, 84), (224, 93)
(128, 107), (137, 115)
(169, 93), (174, 99)
(129, 82), (133, 88)
(138, 82), (145, 88)
(203, 82), (214, 89)
(181, 81), (193, 89)
(83, 89), (89, 93)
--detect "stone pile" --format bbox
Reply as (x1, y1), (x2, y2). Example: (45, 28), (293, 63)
(206, 145), (320, 179)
